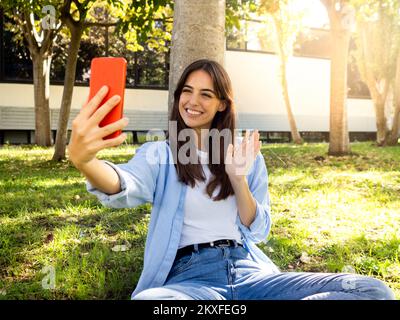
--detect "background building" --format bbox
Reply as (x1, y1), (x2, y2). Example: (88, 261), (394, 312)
(0, 13), (375, 144)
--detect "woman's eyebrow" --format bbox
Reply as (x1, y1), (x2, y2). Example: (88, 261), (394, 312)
(183, 85), (217, 95)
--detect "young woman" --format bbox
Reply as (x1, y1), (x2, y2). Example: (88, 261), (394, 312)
(68, 59), (395, 300)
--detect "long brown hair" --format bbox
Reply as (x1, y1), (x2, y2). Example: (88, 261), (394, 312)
(168, 59), (236, 201)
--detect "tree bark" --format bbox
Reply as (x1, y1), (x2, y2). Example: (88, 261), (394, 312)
(168, 0), (226, 114)
(272, 15), (302, 144)
(388, 52), (400, 145)
(374, 99), (389, 146)
(31, 53), (52, 146)
(358, 24), (391, 146)
(20, 11), (55, 146)
(322, 1), (351, 156)
(328, 27), (350, 155)
(52, 25), (84, 161)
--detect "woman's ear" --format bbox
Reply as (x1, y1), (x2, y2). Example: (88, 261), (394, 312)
(218, 101), (227, 112)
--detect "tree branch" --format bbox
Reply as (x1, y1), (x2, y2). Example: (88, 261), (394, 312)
(30, 12), (43, 44)
(22, 10), (39, 54)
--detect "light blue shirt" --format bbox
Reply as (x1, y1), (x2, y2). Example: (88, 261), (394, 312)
(86, 141), (280, 298)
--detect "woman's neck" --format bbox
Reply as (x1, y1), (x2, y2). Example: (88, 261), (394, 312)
(194, 128), (209, 152)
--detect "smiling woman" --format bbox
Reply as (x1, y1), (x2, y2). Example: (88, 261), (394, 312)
(65, 58), (397, 301)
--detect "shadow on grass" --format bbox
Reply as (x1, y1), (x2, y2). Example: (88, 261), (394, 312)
(262, 232), (399, 298)
(0, 206), (150, 299)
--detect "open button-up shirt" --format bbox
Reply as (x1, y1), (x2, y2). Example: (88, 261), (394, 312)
(86, 141), (280, 298)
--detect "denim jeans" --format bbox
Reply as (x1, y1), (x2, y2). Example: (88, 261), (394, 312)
(132, 245), (395, 300)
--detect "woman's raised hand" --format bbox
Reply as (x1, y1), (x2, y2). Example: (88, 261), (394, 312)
(68, 85), (129, 168)
(225, 130), (261, 181)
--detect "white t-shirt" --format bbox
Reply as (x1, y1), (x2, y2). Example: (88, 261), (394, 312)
(178, 149), (243, 249)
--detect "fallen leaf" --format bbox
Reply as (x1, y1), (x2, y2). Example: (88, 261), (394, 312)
(111, 244), (131, 252)
(300, 252), (311, 264)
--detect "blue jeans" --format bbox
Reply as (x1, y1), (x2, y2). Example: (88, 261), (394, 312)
(133, 245), (395, 300)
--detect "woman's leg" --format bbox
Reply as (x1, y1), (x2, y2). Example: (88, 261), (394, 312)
(132, 286), (194, 300)
(236, 271), (395, 300)
(132, 282), (226, 300)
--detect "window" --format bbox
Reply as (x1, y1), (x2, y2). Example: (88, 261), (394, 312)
(0, 10), (170, 89)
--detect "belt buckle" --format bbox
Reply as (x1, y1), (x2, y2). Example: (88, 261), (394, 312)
(216, 240), (231, 247)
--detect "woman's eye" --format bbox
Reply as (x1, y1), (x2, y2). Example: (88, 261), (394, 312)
(202, 94), (212, 98)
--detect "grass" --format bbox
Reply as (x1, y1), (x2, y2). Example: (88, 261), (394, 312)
(0, 142), (399, 299)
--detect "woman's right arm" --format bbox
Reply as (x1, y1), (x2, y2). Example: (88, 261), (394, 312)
(67, 85), (129, 195)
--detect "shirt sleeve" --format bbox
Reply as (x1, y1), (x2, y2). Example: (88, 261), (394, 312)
(236, 152), (272, 243)
(86, 142), (160, 208)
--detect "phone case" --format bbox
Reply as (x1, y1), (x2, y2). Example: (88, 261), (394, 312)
(89, 57), (127, 139)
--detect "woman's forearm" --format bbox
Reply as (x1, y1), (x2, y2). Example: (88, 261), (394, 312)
(230, 177), (257, 227)
(74, 158), (122, 195)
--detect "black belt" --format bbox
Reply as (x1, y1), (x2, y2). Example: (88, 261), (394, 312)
(175, 239), (243, 261)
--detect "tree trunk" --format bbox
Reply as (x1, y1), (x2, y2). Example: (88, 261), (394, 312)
(388, 52), (400, 145)
(327, 24), (350, 155)
(32, 53), (52, 146)
(355, 16), (395, 147)
(273, 16), (302, 145)
(279, 58), (303, 144)
(375, 99), (389, 146)
(52, 26), (84, 161)
(168, 0), (226, 114)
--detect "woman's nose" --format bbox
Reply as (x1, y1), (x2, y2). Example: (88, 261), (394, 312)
(188, 93), (200, 106)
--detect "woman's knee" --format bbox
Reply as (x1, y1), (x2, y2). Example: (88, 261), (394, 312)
(363, 277), (395, 300)
(347, 275), (395, 300)
(132, 287), (193, 300)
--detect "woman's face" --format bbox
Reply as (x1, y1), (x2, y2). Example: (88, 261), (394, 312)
(178, 69), (226, 132)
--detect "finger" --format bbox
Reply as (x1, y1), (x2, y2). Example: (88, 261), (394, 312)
(255, 140), (261, 154)
(89, 95), (121, 126)
(225, 143), (234, 163)
(241, 130), (250, 151)
(254, 130), (259, 141)
(244, 129), (250, 143)
(101, 132), (128, 149)
(253, 130), (259, 147)
(80, 85), (109, 119)
(95, 117), (129, 140)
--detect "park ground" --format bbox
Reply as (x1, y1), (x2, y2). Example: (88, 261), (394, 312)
(0, 141), (399, 299)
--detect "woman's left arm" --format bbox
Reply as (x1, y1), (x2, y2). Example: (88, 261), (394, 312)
(230, 177), (257, 227)
(226, 130), (272, 242)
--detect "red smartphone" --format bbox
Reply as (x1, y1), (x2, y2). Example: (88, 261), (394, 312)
(88, 57), (127, 139)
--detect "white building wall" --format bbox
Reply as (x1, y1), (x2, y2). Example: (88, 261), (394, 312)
(225, 50), (375, 132)
(0, 50), (376, 132)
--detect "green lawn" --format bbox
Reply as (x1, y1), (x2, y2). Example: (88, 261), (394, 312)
(0, 142), (399, 299)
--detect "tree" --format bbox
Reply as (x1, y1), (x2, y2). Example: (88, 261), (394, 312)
(259, 0), (303, 144)
(388, 51), (400, 145)
(321, 0), (353, 155)
(1, 0), (63, 146)
(351, 0), (400, 146)
(168, 0), (226, 113)
(52, 0), (171, 161)
(168, 0), (260, 113)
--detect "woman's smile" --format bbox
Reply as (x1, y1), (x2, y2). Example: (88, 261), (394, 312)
(184, 107), (204, 116)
